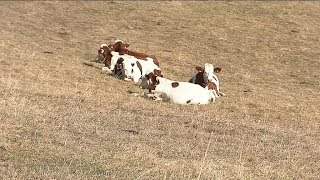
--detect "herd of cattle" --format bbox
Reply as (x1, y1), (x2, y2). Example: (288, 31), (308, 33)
(95, 40), (225, 105)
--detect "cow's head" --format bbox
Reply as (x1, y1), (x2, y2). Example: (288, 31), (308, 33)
(145, 69), (163, 92)
(98, 44), (114, 68)
(204, 63), (221, 75)
(96, 49), (105, 63)
(191, 63), (222, 97)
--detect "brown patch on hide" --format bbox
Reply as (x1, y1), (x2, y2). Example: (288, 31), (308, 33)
(171, 82), (179, 88)
(112, 41), (160, 67)
(114, 41), (129, 55)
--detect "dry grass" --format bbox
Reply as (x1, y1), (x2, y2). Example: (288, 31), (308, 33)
(1, 1), (320, 179)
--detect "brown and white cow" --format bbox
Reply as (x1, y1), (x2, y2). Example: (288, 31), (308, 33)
(97, 40), (161, 82)
(148, 76), (216, 105)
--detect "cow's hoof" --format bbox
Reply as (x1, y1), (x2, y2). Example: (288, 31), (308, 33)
(154, 97), (163, 101)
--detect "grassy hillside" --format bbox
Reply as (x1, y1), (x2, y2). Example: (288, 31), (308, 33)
(1, 1), (319, 179)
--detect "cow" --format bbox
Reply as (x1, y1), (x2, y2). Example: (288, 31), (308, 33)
(104, 50), (162, 84)
(97, 41), (161, 82)
(149, 76), (216, 105)
(189, 63), (225, 97)
(97, 40), (161, 83)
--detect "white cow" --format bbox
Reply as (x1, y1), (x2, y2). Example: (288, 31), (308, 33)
(152, 76), (216, 105)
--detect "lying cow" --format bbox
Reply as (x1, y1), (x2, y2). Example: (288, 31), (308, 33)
(103, 50), (162, 85)
(189, 63), (225, 97)
(104, 40), (162, 83)
(150, 76), (216, 105)
(97, 41), (161, 81)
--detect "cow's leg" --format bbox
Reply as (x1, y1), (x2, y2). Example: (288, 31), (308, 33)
(219, 92), (226, 96)
(189, 74), (197, 83)
(143, 92), (163, 101)
(102, 67), (112, 74)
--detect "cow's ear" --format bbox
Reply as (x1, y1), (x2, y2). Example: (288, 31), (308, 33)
(195, 66), (204, 72)
(124, 44), (129, 48)
(214, 67), (221, 73)
(107, 44), (114, 51)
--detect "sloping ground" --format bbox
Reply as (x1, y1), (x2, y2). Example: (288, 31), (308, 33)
(0, 1), (319, 179)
